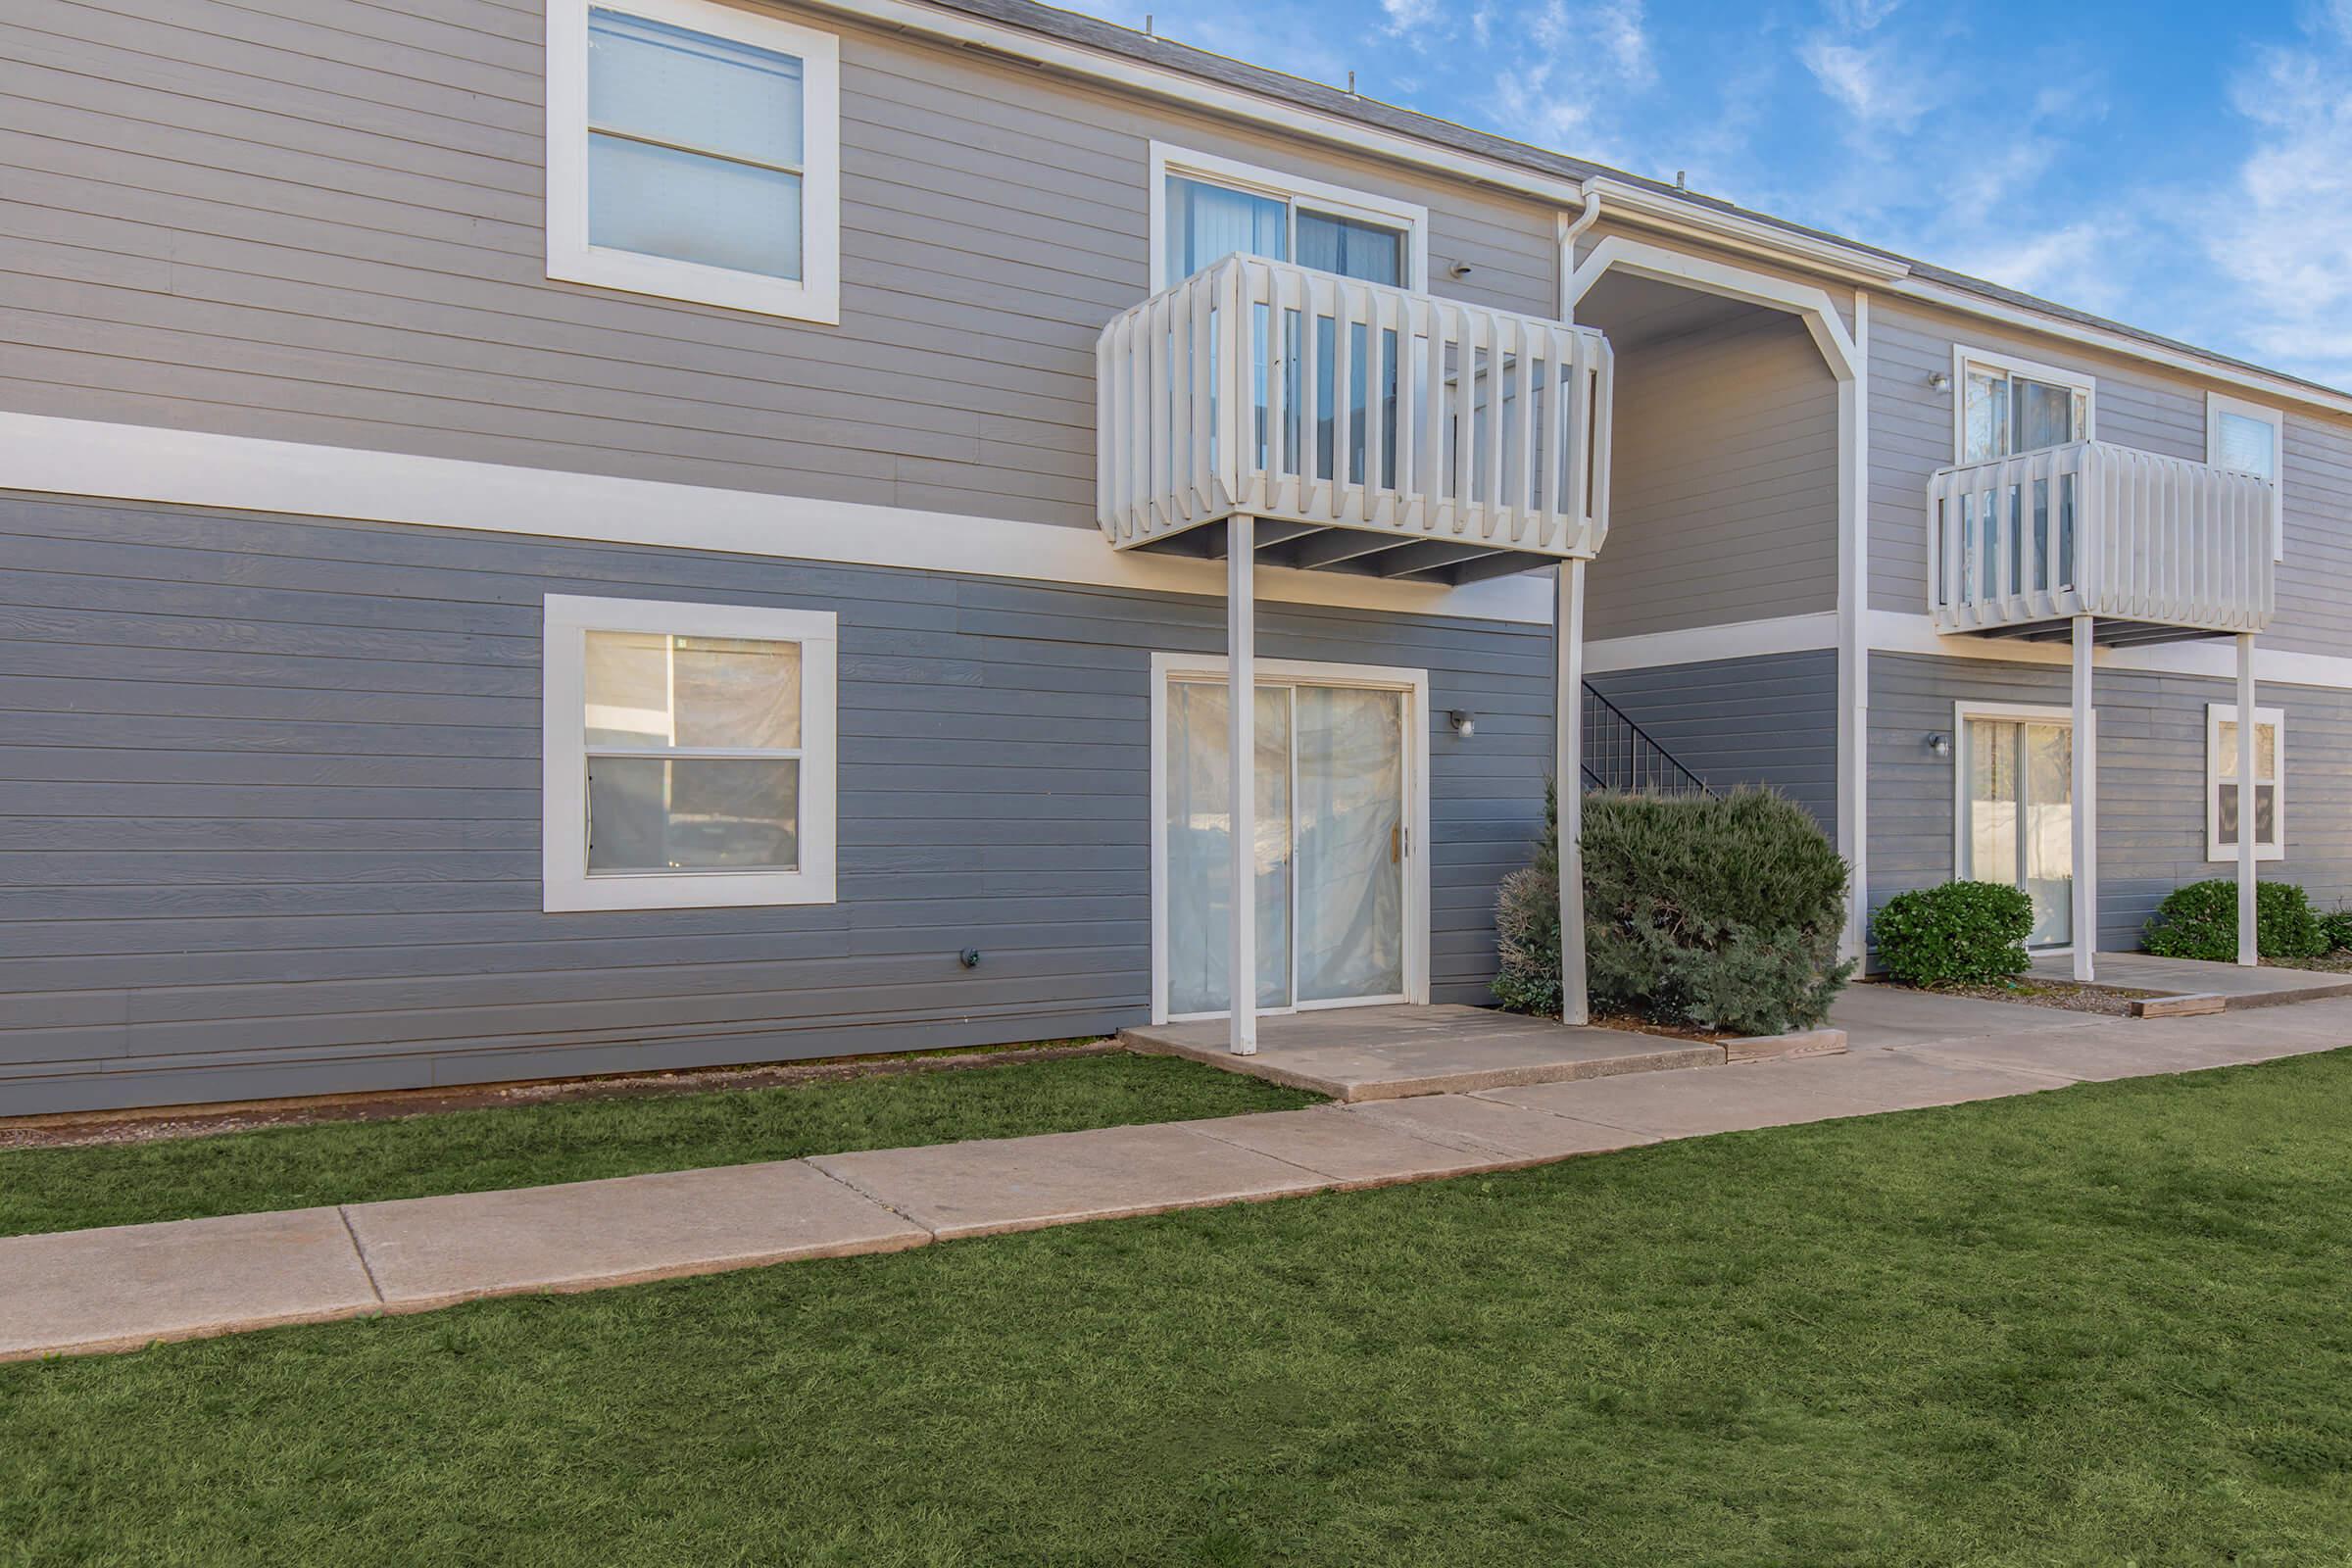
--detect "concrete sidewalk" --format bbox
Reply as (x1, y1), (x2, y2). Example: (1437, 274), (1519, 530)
(6, 995), (2349, 1362)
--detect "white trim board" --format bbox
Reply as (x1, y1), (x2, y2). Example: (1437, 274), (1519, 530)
(1868, 610), (2352, 692)
(0, 411), (1554, 624)
(1147, 651), (1434, 1026)
(1584, 612), (1839, 673)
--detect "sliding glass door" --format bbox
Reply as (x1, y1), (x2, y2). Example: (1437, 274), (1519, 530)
(1164, 676), (1408, 1017)
(1961, 715), (2074, 948)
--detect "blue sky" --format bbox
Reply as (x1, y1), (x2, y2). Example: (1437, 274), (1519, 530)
(1083, 0), (2352, 390)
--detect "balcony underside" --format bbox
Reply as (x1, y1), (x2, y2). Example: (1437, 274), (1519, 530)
(1945, 614), (2238, 648)
(1132, 515), (1564, 584)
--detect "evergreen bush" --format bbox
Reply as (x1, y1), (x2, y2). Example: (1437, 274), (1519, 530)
(1493, 784), (1853, 1036)
(1871, 881), (2034, 988)
(2322, 907), (2352, 954)
(2143, 879), (2328, 962)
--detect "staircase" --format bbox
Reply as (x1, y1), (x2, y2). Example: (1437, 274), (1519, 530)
(1582, 684), (1712, 797)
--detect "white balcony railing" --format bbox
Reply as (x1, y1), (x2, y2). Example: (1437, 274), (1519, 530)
(1097, 255), (1615, 564)
(1928, 440), (2276, 637)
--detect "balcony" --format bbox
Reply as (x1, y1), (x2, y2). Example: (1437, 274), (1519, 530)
(1928, 440), (2276, 643)
(1097, 255), (1615, 585)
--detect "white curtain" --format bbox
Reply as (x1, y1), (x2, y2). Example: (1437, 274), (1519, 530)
(1294, 687), (1404, 1002)
(1165, 682), (1293, 1014)
(1164, 176), (1286, 282)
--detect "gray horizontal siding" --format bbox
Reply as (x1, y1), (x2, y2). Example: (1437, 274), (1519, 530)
(1586, 650), (1838, 837)
(0, 0), (1559, 527)
(0, 490), (1555, 1113)
(1868, 298), (2352, 659)
(1866, 652), (2352, 953)
(1588, 306), (1839, 640)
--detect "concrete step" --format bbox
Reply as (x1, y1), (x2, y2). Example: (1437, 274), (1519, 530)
(1121, 1004), (1723, 1102)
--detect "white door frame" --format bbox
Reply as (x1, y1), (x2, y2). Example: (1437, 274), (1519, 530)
(1150, 651), (1433, 1025)
(1950, 699), (2077, 955)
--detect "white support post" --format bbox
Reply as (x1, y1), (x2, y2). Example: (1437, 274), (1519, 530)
(2237, 631), (2259, 967)
(1558, 561), (1589, 1026)
(1227, 514), (1257, 1055)
(2071, 615), (2097, 983)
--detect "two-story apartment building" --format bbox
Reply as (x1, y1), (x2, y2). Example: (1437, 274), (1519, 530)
(1, 0), (2343, 1112)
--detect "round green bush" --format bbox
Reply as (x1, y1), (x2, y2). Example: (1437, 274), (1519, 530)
(2143, 879), (2328, 962)
(2321, 907), (2352, 954)
(1493, 784), (1854, 1037)
(1871, 880), (2034, 988)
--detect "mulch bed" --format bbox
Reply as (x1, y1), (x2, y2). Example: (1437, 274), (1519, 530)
(1908, 978), (2163, 1016)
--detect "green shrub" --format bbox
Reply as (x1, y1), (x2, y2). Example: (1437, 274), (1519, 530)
(2322, 907), (2352, 954)
(1871, 880), (2034, 988)
(2142, 878), (2328, 962)
(1493, 784), (1854, 1036)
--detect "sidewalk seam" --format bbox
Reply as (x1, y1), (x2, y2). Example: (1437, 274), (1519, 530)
(336, 1206), (386, 1305)
(803, 1158), (940, 1239)
(1173, 1117), (1367, 1183)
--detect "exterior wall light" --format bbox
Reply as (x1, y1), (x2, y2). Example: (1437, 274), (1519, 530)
(1448, 710), (1477, 737)
(1928, 370), (1953, 393)
(1927, 731), (1953, 758)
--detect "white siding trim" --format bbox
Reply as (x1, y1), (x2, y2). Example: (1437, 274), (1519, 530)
(1565, 236), (1861, 380)
(542, 594), (839, 910)
(1147, 143), (1431, 293)
(546, 0), (843, 324)
(1583, 612), (1840, 673)
(0, 412), (1555, 624)
(1147, 652), (1433, 1025)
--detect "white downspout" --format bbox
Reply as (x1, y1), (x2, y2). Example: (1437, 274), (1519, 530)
(1556, 178), (1603, 323)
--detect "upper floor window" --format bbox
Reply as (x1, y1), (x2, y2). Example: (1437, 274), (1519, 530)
(547, 0), (841, 323)
(543, 595), (838, 910)
(1149, 144), (1427, 293)
(2209, 392), (2285, 561)
(1955, 346), (2094, 464)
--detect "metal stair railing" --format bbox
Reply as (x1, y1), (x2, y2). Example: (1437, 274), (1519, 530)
(1581, 683), (1714, 797)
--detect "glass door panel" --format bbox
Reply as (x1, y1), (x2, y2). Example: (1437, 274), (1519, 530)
(1166, 682), (1293, 1015)
(1165, 677), (1409, 1017)
(1294, 685), (1404, 1004)
(1962, 717), (2073, 948)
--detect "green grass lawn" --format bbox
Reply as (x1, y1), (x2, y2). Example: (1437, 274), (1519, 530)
(0, 1054), (1314, 1238)
(9, 1054), (2352, 1565)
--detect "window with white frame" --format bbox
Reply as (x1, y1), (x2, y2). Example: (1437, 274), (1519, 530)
(546, 0), (841, 322)
(543, 595), (837, 910)
(1954, 346), (2094, 464)
(1149, 144), (1427, 292)
(2206, 702), (2284, 862)
(2209, 391), (2285, 561)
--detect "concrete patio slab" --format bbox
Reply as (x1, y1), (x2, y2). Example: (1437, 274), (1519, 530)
(1175, 1105), (1513, 1186)
(2031, 952), (2352, 1008)
(343, 1160), (929, 1310)
(0, 1206), (377, 1361)
(1830, 983), (2119, 1050)
(808, 1123), (1332, 1240)
(1347, 1093), (1657, 1161)
(1123, 1004), (1719, 1101)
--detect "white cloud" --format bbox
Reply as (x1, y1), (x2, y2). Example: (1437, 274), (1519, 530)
(1382, 0), (1443, 38)
(1948, 220), (2132, 316)
(1827, 0), (1904, 29)
(2202, 10), (2352, 387)
(1798, 37), (1924, 133)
